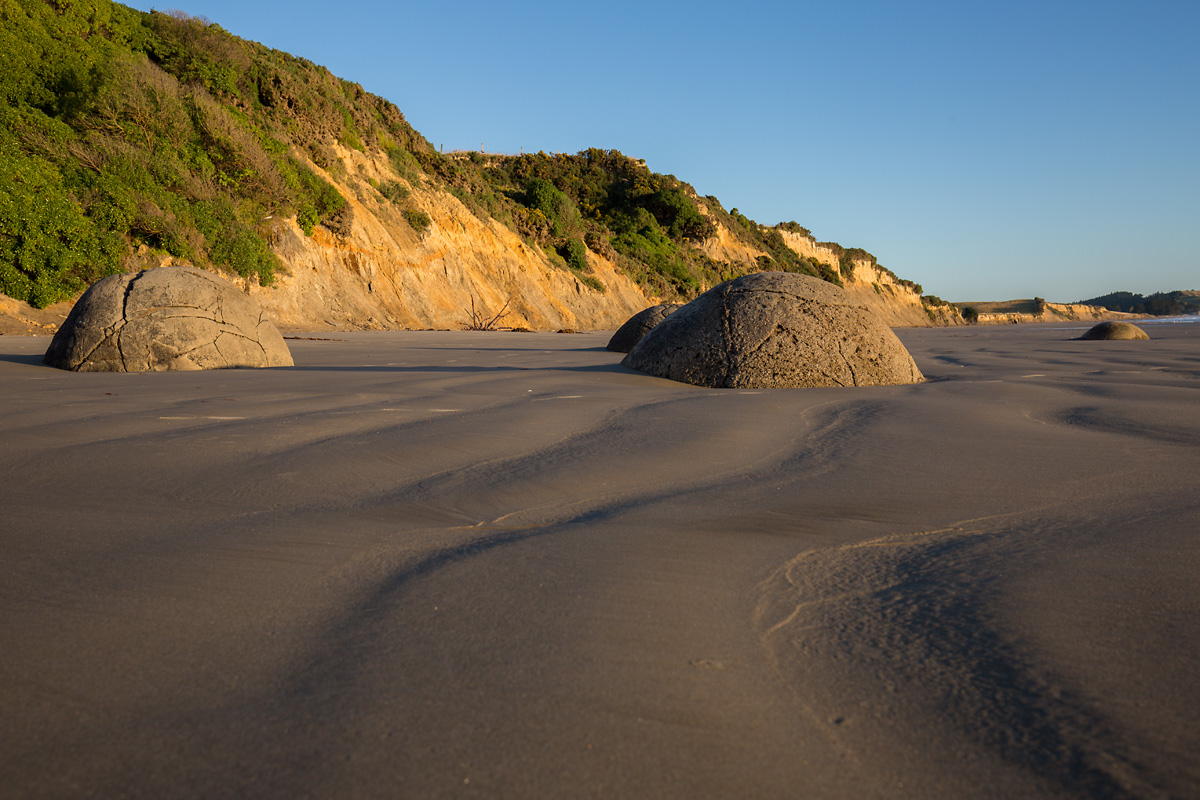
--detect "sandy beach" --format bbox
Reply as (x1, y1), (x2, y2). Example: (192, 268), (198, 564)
(1, 321), (1197, 798)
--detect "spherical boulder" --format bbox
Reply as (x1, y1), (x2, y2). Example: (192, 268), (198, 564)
(44, 266), (294, 371)
(1077, 321), (1149, 341)
(621, 272), (923, 388)
(606, 303), (682, 352)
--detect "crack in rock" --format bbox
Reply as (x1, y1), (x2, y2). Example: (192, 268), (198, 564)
(116, 271), (144, 372)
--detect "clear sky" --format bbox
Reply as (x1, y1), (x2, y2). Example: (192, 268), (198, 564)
(125, 0), (1197, 302)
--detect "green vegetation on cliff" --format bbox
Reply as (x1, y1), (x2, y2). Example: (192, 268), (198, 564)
(1, 0), (897, 309)
(0, 0), (422, 305)
(470, 149), (839, 297)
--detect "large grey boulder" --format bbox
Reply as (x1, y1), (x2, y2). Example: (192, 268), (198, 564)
(1077, 321), (1149, 340)
(44, 267), (293, 371)
(606, 303), (682, 352)
(622, 272), (923, 388)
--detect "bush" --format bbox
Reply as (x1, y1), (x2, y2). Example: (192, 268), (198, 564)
(296, 205), (319, 235)
(403, 208), (431, 234)
(778, 221), (811, 238)
(524, 177), (579, 238)
(580, 275), (605, 292)
(648, 186), (714, 241)
(0, 134), (115, 306)
(560, 237), (588, 272)
(192, 198), (275, 284)
(291, 160), (345, 230)
(379, 181), (409, 203)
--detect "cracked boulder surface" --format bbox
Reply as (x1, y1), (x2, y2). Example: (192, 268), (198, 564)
(606, 303), (683, 353)
(621, 271), (923, 388)
(1077, 321), (1150, 341)
(43, 267), (294, 372)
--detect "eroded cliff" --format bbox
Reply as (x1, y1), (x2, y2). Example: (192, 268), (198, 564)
(237, 146), (650, 332)
(775, 230), (961, 327)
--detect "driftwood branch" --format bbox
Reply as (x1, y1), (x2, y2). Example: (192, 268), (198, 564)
(465, 296), (512, 331)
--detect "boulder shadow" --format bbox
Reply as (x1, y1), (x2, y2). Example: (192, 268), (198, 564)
(0, 352), (51, 367)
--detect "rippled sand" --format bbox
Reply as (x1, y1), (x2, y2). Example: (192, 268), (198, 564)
(2, 322), (1197, 798)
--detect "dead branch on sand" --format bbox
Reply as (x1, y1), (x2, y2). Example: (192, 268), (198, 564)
(465, 296), (512, 331)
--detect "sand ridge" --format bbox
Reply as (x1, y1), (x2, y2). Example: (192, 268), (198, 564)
(1, 322), (1197, 797)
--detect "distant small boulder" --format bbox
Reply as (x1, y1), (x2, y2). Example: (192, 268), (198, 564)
(622, 272), (923, 388)
(1077, 321), (1150, 341)
(606, 303), (682, 352)
(44, 266), (294, 372)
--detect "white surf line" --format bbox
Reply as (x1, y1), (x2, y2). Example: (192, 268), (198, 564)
(158, 416), (246, 420)
(1021, 374), (1046, 377)
(530, 395), (584, 401)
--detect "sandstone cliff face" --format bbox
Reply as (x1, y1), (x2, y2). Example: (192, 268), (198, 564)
(774, 230), (843, 265)
(240, 145), (650, 332)
(0, 144), (990, 335)
(693, 201), (769, 266)
(237, 148), (956, 331)
(970, 302), (1137, 325)
(681, 217), (957, 328)
(838, 257), (961, 327)
(777, 230), (959, 327)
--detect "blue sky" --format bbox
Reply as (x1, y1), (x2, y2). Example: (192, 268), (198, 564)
(127, 0), (1197, 301)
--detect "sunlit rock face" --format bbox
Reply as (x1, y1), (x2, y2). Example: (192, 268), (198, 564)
(44, 267), (293, 372)
(622, 272), (923, 389)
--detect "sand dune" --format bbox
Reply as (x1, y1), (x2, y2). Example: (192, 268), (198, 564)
(1, 322), (1197, 798)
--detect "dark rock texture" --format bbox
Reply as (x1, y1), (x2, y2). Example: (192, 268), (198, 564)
(606, 303), (682, 352)
(1077, 321), (1150, 341)
(44, 267), (293, 371)
(621, 272), (923, 388)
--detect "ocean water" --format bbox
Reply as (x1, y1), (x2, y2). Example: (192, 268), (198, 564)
(1138, 313), (1200, 325)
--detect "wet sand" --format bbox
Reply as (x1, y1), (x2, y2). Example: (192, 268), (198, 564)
(1, 322), (1197, 798)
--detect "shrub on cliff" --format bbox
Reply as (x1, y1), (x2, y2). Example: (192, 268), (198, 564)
(560, 237), (589, 272)
(0, 0), (422, 306)
(403, 208), (431, 235)
(0, 133), (114, 306)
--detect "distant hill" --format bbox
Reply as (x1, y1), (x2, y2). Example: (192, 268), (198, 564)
(1076, 291), (1200, 316)
(1, 0), (953, 330)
